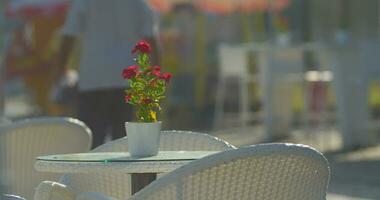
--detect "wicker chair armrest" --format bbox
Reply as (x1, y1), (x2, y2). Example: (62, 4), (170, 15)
(34, 181), (75, 200)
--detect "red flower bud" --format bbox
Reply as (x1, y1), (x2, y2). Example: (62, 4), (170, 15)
(160, 73), (172, 83)
(153, 65), (161, 71)
(152, 70), (161, 77)
(125, 95), (132, 103)
(122, 66), (139, 79)
(151, 65), (161, 77)
(132, 40), (152, 54)
(142, 98), (153, 104)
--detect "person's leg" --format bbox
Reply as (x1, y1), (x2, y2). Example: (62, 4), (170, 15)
(78, 90), (108, 149)
(108, 89), (133, 140)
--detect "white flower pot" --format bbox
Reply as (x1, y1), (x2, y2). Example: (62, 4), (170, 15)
(125, 121), (161, 157)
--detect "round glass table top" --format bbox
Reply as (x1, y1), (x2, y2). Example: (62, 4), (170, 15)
(37, 151), (218, 163)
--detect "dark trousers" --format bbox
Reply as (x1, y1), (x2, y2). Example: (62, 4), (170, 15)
(78, 89), (133, 149)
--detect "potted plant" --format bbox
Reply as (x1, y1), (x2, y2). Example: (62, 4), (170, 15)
(122, 40), (172, 157)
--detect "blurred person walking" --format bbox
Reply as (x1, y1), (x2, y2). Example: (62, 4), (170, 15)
(57, 0), (158, 148)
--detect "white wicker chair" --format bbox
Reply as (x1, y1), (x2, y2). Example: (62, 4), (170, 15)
(37, 131), (235, 200)
(127, 143), (330, 200)
(0, 117), (92, 200)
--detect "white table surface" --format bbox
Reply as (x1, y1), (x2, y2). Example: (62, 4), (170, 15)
(35, 151), (218, 174)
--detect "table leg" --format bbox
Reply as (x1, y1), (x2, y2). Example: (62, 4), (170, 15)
(131, 173), (157, 194)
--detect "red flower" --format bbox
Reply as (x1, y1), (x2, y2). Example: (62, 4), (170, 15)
(160, 73), (172, 83)
(125, 95), (132, 103)
(153, 66), (161, 71)
(122, 66), (138, 79)
(152, 71), (160, 77)
(132, 40), (152, 54)
(151, 65), (161, 77)
(142, 98), (153, 104)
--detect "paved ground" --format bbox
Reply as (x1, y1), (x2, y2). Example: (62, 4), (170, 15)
(212, 126), (380, 200)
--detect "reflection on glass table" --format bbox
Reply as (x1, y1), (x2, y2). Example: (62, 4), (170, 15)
(35, 151), (218, 194)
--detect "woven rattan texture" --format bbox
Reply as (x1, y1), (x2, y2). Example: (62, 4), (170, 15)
(58, 131), (235, 199)
(0, 117), (92, 200)
(130, 143), (330, 200)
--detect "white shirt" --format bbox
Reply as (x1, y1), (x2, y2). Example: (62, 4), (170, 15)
(62, 0), (157, 91)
